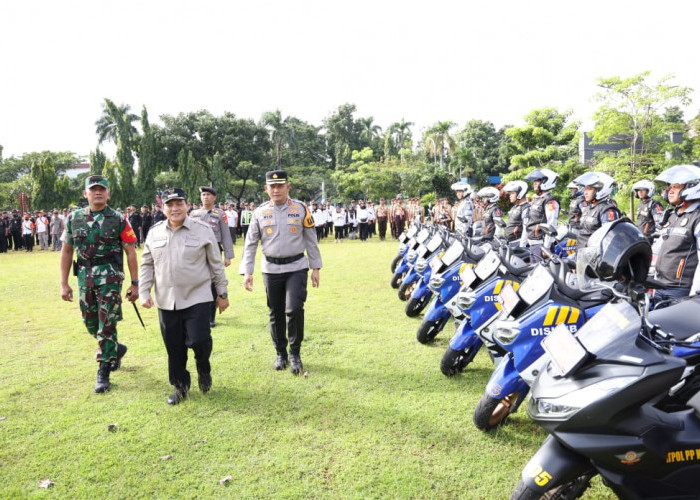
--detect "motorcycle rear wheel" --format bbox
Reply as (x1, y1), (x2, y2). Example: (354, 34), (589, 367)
(405, 294), (430, 317)
(510, 474), (593, 500)
(416, 316), (448, 344)
(473, 392), (519, 431)
(398, 279), (417, 301)
(390, 254), (402, 273)
(440, 346), (479, 376)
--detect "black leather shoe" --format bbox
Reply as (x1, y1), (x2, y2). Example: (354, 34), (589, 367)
(274, 355), (288, 370)
(94, 362), (111, 393)
(290, 354), (303, 375)
(167, 387), (188, 405)
(198, 372), (212, 393)
(110, 343), (128, 371)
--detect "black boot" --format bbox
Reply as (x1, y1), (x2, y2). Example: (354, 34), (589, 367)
(110, 343), (128, 371)
(274, 354), (288, 371)
(167, 386), (188, 405)
(94, 362), (111, 393)
(198, 371), (212, 393)
(290, 354), (303, 375)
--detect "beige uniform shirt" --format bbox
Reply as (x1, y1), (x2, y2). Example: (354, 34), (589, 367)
(139, 217), (228, 310)
(189, 207), (234, 259)
(239, 198), (323, 275)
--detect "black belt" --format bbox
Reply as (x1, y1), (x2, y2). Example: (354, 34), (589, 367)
(265, 253), (305, 265)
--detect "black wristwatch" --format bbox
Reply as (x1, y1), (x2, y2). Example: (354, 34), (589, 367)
(218, 293), (228, 299)
(131, 280), (139, 286)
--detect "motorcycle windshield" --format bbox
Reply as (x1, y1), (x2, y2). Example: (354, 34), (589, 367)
(441, 240), (465, 267)
(474, 249), (500, 280)
(575, 301), (641, 358)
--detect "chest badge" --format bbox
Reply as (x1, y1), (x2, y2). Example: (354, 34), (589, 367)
(291, 227), (298, 233)
(681, 218), (688, 227)
(266, 227), (273, 235)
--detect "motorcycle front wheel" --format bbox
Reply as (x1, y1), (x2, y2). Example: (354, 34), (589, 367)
(473, 392), (520, 431)
(510, 474), (593, 500)
(440, 346), (479, 376)
(390, 254), (401, 273)
(405, 294), (430, 317)
(398, 278), (417, 301)
(390, 272), (404, 289)
(416, 316), (448, 344)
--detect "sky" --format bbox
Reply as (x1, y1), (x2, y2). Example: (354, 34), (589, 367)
(1, 0), (699, 160)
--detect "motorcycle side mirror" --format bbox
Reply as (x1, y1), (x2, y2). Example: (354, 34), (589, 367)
(539, 224), (557, 236)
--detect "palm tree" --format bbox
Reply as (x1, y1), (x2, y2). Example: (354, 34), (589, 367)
(424, 121), (456, 171)
(262, 109), (296, 169)
(388, 118), (414, 152)
(358, 116), (382, 146)
(95, 100), (139, 146)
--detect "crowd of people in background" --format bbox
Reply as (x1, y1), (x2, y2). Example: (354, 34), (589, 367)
(0, 194), (497, 254)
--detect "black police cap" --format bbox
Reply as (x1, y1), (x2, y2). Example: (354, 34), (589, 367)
(161, 188), (188, 203)
(199, 186), (217, 196)
(266, 170), (288, 185)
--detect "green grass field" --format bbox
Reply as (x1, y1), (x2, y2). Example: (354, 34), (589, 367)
(0, 238), (615, 499)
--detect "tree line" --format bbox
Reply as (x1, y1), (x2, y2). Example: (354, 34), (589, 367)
(1, 71), (699, 215)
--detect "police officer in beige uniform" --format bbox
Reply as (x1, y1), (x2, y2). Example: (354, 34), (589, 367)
(239, 170), (322, 374)
(189, 186), (234, 327)
(140, 188), (229, 404)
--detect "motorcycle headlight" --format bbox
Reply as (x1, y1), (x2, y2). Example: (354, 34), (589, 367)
(529, 376), (638, 420)
(429, 275), (445, 289)
(406, 249), (418, 262)
(457, 290), (477, 309)
(415, 258), (427, 272)
(493, 320), (521, 345)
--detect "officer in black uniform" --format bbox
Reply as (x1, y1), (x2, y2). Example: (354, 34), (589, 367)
(574, 171), (621, 249)
(502, 181), (530, 247)
(10, 210), (23, 250)
(566, 181), (585, 232)
(0, 212), (8, 253)
(524, 168), (560, 260)
(631, 179), (664, 241)
(652, 164), (700, 308)
(476, 187), (503, 241)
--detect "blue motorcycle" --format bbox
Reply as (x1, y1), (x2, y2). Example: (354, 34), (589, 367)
(416, 237), (488, 344)
(390, 224), (419, 274)
(472, 260), (611, 431)
(400, 229), (449, 306)
(391, 226), (431, 289)
(440, 243), (533, 375)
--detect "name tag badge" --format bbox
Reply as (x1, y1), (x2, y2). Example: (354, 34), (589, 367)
(681, 218), (688, 227)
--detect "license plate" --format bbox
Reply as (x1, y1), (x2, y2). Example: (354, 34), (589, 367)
(460, 265), (477, 289)
(430, 256), (443, 273)
(498, 282), (521, 317)
(542, 324), (589, 377)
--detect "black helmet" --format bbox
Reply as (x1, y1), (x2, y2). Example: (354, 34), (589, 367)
(576, 218), (651, 288)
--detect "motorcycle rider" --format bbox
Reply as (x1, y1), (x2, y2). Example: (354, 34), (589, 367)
(451, 181), (474, 237)
(574, 171), (621, 249)
(476, 186), (503, 241)
(566, 180), (584, 232)
(652, 164), (700, 308)
(524, 168), (560, 261)
(502, 180), (530, 247)
(632, 179), (665, 241)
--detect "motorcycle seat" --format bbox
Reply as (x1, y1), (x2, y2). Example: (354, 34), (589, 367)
(649, 295), (700, 340)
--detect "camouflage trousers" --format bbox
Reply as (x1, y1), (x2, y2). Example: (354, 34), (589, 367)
(79, 282), (123, 362)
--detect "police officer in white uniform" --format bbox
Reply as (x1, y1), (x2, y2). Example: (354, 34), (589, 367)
(239, 170), (323, 374)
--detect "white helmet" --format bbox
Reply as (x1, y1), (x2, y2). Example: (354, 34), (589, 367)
(477, 186), (500, 204)
(451, 181), (473, 196)
(502, 180), (528, 200)
(566, 181), (578, 189)
(655, 164), (700, 202)
(525, 168), (558, 191)
(631, 179), (655, 198)
(574, 171), (616, 201)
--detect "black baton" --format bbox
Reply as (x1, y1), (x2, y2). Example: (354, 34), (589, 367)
(132, 301), (146, 330)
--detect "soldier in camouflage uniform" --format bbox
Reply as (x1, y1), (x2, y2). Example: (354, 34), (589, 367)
(240, 170), (322, 375)
(60, 175), (140, 393)
(189, 186), (234, 327)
